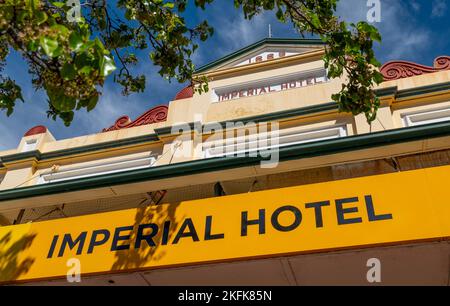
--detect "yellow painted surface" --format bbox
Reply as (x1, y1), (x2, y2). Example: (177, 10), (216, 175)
(1, 165), (450, 283)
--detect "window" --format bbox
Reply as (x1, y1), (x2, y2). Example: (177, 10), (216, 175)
(38, 155), (156, 184)
(22, 139), (38, 152)
(203, 125), (347, 158)
(402, 107), (450, 127)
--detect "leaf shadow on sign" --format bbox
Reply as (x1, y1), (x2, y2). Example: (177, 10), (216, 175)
(110, 200), (182, 272)
(0, 230), (37, 283)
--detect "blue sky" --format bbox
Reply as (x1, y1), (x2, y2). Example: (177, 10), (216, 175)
(1, 0), (449, 150)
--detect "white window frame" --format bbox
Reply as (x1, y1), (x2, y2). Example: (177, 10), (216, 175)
(203, 125), (347, 158)
(22, 139), (38, 152)
(402, 107), (450, 127)
(38, 155), (156, 184)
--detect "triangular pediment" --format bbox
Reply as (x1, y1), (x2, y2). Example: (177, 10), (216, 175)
(195, 38), (325, 74)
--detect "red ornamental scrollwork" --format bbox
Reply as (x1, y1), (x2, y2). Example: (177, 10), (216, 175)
(102, 105), (168, 132)
(174, 85), (194, 100)
(24, 125), (47, 136)
(380, 56), (450, 81)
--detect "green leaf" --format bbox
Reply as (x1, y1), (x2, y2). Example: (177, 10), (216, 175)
(369, 57), (381, 67)
(17, 10), (29, 23)
(26, 40), (38, 52)
(86, 95), (99, 112)
(2, 6), (14, 22)
(99, 55), (116, 77)
(94, 38), (107, 55)
(52, 2), (65, 8)
(39, 37), (60, 57)
(78, 66), (93, 74)
(74, 52), (95, 70)
(51, 24), (69, 35)
(373, 71), (384, 84)
(276, 9), (285, 22)
(69, 32), (83, 52)
(36, 11), (48, 25)
(51, 94), (76, 112)
(61, 63), (76, 80)
(61, 111), (74, 126)
(310, 13), (321, 28)
(27, 0), (39, 13)
(163, 2), (175, 9)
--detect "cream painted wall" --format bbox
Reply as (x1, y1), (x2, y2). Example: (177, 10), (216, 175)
(354, 106), (395, 134)
(379, 70), (450, 92)
(42, 121), (167, 153)
(1, 51), (450, 192)
(167, 58), (339, 124)
(0, 163), (35, 190)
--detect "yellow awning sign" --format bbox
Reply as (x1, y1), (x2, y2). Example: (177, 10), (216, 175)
(1, 165), (450, 283)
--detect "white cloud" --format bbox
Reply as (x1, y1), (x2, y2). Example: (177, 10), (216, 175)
(431, 0), (447, 17)
(411, 0), (422, 12)
(0, 121), (20, 150)
(213, 12), (271, 51)
(411, 1), (421, 12)
(337, 0), (431, 60)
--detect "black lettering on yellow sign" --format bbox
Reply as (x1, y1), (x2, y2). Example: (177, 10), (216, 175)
(46, 195), (392, 258)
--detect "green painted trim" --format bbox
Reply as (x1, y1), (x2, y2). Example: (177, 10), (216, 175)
(194, 38), (325, 74)
(0, 133), (160, 167)
(0, 151), (42, 164)
(155, 121), (202, 136)
(374, 86), (398, 97)
(397, 82), (450, 99)
(1, 121), (449, 202)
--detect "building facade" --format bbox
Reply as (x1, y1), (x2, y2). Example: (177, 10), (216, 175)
(0, 38), (450, 285)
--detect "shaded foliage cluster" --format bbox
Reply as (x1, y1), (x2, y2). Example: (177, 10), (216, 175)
(0, 0), (382, 126)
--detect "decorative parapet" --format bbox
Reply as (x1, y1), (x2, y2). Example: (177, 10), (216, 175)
(102, 105), (168, 132)
(24, 125), (47, 136)
(381, 56), (450, 81)
(174, 86), (194, 100)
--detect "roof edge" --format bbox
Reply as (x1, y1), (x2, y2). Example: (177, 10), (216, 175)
(194, 37), (325, 74)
